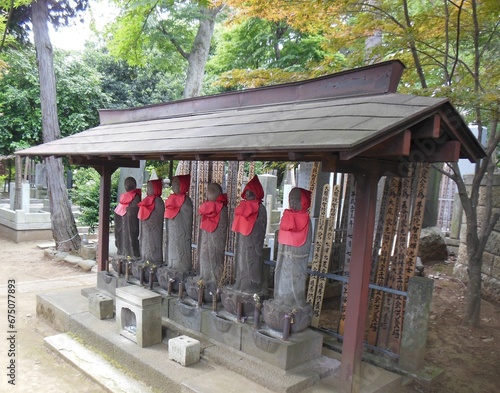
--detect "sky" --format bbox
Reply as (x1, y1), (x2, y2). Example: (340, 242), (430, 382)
(49, 0), (117, 51)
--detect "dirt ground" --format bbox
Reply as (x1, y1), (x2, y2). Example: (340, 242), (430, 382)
(0, 237), (107, 393)
(407, 260), (500, 393)
(319, 259), (500, 393)
(0, 237), (498, 393)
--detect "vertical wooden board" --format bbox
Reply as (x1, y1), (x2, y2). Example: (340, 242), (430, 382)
(306, 183), (330, 305)
(385, 166), (414, 352)
(370, 177), (391, 282)
(331, 173), (348, 272)
(338, 176), (356, 336)
(367, 177), (400, 345)
(311, 184), (341, 327)
(190, 161), (199, 271)
(248, 161), (255, 180)
(403, 163), (430, 289)
(212, 161), (225, 185)
(385, 163), (431, 351)
(224, 161), (240, 284)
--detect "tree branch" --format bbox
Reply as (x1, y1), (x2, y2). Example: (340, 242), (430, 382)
(0, 0), (15, 53)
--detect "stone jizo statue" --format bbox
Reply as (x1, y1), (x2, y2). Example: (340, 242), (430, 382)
(231, 175), (267, 292)
(164, 174), (193, 272)
(137, 179), (164, 265)
(197, 182), (228, 284)
(114, 176), (141, 258)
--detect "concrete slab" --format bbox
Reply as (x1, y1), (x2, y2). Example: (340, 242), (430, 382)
(302, 350), (402, 393)
(38, 286), (405, 393)
(44, 333), (154, 393)
(36, 287), (90, 332)
(182, 369), (275, 393)
(68, 309), (216, 392)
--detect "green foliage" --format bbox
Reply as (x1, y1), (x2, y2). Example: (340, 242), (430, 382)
(82, 44), (185, 108)
(0, 47), (111, 154)
(71, 167), (119, 233)
(106, 0), (200, 69)
(207, 16), (331, 89)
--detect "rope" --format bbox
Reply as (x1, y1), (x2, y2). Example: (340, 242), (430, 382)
(54, 232), (79, 244)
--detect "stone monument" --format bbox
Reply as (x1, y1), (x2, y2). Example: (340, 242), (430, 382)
(157, 175), (194, 293)
(114, 176), (141, 259)
(221, 175), (267, 316)
(186, 183), (228, 303)
(263, 187), (313, 333)
(133, 179), (164, 283)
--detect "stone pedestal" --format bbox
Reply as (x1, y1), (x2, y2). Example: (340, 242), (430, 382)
(241, 325), (323, 370)
(96, 271), (128, 296)
(168, 297), (207, 332)
(399, 276), (434, 371)
(262, 299), (312, 333)
(115, 286), (162, 347)
(130, 260), (163, 284)
(201, 310), (244, 350)
(220, 287), (267, 317)
(184, 277), (219, 303)
(157, 266), (194, 293)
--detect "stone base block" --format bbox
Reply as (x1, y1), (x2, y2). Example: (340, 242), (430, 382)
(220, 286), (267, 317)
(168, 298), (205, 332)
(168, 335), (201, 366)
(156, 267), (195, 293)
(115, 286), (162, 347)
(89, 292), (114, 320)
(201, 310), (243, 350)
(184, 277), (219, 303)
(241, 325), (323, 370)
(96, 271), (128, 296)
(262, 300), (312, 333)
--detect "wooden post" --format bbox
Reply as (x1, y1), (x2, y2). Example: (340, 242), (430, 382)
(97, 165), (114, 271)
(339, 172), (379, 393)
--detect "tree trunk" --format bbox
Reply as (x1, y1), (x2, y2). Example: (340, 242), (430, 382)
(183, 6), (221, 98)
(31, 0), (80, 251)
(464, 246), (482, 327)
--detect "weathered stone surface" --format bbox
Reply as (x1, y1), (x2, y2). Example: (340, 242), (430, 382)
(483, 276), (500, 304)
(485, 231), (500, 256)
(78, 259), (96, 271)
(79, 244), (97, 260)
(64, 255), (82, 265)
(418, 227), (448, 263)
(54, 251), (69, 262)
(168, 335), (200, 366)
(44, 248), (57, 260)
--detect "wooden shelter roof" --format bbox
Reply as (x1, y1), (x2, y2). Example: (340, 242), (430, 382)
(18, 60), (486, 173)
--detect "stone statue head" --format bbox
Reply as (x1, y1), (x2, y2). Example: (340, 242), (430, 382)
(124, 177), (137, 192)
(172, 176), (180, 194)
(289, 187), (311, 212)
(244, 189), (256, 201)
(207, 183), (222, 202)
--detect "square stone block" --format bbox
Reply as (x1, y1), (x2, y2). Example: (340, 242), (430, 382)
(241, 325), (323, 370)
(168, 335), (200, 366)
(116, 286), (162, 348)
(89, 292), (114, 320)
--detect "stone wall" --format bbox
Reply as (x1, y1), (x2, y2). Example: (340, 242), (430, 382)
(455, 173), (500, 304)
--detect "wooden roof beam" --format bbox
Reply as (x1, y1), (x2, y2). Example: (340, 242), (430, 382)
(322, 155), (409, 177)
(410, 140), (461, 163)
(355, 130), (412, 159)
(411, 114), (442, 139)
(70, 157), (140, 168)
